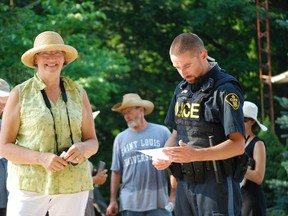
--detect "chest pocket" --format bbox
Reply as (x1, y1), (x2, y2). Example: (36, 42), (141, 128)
(175, 78), (214, 125)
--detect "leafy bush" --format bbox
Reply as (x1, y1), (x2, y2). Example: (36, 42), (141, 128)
(262, 98), (288, 215)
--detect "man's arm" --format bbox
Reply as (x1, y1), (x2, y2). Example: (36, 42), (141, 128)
(164, 129), (177, 147)
(106, 171), (121, 216)
(168, 175), (177, 204)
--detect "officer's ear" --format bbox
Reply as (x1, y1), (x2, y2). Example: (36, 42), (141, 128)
(199, 50), (208, 60)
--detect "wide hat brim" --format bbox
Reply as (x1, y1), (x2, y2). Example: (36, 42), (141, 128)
(244, 113), (268, 131)
(243, 101), (267, 131)
(21, 44), (78, 69)
(112, 99), (154, 115)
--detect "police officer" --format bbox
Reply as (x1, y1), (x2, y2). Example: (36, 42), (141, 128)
(153, 33), (246, 216)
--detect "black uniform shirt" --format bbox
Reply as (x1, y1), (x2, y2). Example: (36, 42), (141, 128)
(165, 63), (245, 139)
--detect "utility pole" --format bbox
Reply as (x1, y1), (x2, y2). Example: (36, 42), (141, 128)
(256, 0), (274, 131)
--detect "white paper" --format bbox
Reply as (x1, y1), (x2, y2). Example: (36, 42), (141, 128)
(137, 148), (170, 160)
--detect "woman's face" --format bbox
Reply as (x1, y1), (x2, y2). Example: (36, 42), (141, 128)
(244, 117), (256, 130)
(34, 50), (65, 77)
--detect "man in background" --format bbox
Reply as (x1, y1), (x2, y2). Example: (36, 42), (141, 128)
(0, 79), (10, 216)
(106, 93), (175, 216)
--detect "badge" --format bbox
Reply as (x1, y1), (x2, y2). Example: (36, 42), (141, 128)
(224, 93), (240, 110)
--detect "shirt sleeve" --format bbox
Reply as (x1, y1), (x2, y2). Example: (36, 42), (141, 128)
(217, 82), (245, 138)
(110, 134), (123, 173)
(165, 83), (183, 129)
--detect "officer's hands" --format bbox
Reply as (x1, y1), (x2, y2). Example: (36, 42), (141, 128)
(152, 157), (171, 170)
(162, 140), (199, 163)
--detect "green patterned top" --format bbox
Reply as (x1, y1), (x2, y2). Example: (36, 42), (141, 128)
(7, 74), (93, 195)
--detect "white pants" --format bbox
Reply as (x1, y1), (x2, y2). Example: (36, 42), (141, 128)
(7, 189), (89, 216)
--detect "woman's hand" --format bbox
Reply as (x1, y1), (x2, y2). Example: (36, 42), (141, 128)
(38, 152), (67, 172)
(63, 144), (85, 164)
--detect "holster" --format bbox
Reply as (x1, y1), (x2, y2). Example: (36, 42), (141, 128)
(220, 158), (234, 177)
(182, 163), (195, 185)
(233, 152), (250, 182)
(191, 161), (205, 183)
(169, 161), (217, 185)
(168, 162), (183, 179)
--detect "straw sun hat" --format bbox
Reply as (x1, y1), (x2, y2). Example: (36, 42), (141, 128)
(243, 101), (267, 131)
(112, 93), (154, 115)
(0, 79), (10, 97)
(21, 31), (78, 68)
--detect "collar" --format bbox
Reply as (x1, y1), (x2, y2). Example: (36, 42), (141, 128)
(33, 73), (47, 91)
(33, 73), (76, 91)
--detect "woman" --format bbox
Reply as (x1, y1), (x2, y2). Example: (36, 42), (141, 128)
(0, 31), (99, 216)
(241, 101), (267, 216)
(85, 160), (108, 216)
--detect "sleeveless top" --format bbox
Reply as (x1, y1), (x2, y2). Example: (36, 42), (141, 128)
(244, 137), (266, 189)
(242, 136), (266, 215)
(7, 74), (93, 195)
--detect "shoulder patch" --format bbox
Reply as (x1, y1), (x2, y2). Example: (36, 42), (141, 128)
(224, 93), (240, 110)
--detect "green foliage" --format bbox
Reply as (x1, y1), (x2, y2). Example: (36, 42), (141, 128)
(0, 3), (35, 84)
(262, 97), (288, 214)
(266, 152), (288, 214)
(0, 1), (130, 105)
(275, 97), (288, 141)
(258, 118), (285, 208)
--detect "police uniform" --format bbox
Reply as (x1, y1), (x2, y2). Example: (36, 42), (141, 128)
(165, 63), (245, 216)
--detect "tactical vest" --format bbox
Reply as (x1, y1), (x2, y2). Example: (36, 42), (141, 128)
(170, 66), (241, 183)
(175, 77), (226, 147)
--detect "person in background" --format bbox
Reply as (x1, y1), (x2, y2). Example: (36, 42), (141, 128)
(152, 33), (245, 216)
(85, 160), (108, 216)
(106, 93), (175, 216)
(241, 101), (267, 216)
(85, 111), (108, 216)
(0, 79), (10, 216)
(0, 31), (99, 216)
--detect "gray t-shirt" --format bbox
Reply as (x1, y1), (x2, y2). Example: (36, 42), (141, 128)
(111, 123), (171, 212)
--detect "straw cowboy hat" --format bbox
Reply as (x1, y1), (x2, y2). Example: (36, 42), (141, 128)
(243, 101), (267, 131)
(112, 93), (154, 115)
(0, 79), (10, 97)
(21, 31), (78, 68)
